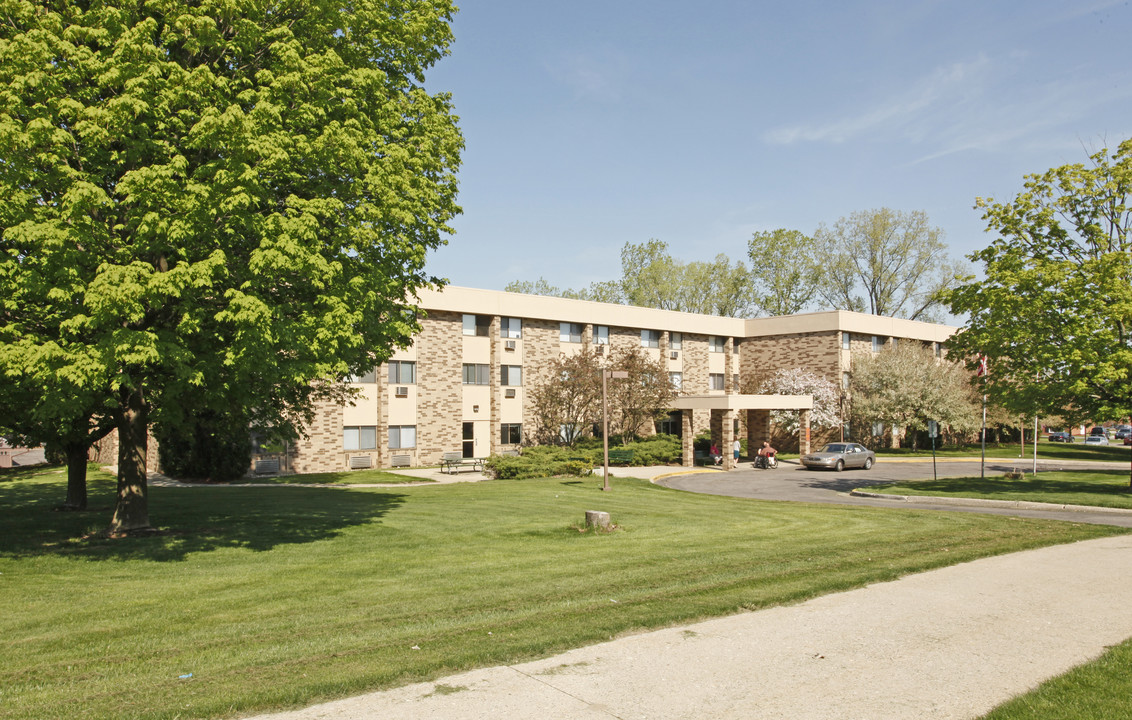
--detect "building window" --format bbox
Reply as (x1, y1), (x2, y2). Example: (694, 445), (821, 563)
(641, 329), (660, 348)
(656, 410), (682, 436)
(872, 422), (885, 438)
(709, 373), (725, 391)
(891, 337), (898, 348)
(709, 336), (726, 353)
(934, 341), (943, 358)
(842, 332), (851, 350)
(348, 367), (376, 383)
(343, 425), (377, 451)
(388, 360), (416, 384)
(462, 363), (490, 385)
(500, 423), (522, 445)
(733, 373), (740, 390)
(669, 371), (682, 390)
(871, 335), (883, 352)
(593, 325), (609, 345)
(501, 365), (522, 386)
(501, 317), (522, 339)
(463, 314), (490, 337)
(560, 322), (583, 343)
(389, 425), (417, 449)
(842, 372), (851, 390)
(670, 332), (682, 350)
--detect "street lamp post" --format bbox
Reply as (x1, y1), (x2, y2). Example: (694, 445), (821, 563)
(602, 369), (628, 491)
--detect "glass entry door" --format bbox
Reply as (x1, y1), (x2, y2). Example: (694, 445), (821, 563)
(462, 422), (475, 458)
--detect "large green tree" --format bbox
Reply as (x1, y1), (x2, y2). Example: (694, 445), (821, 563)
(814, 208), (963, 321)
(508, 240), (755, 317)
(747, 228), (821, 316)
(947, 139), (1132, 424)
(0, 0), (462, 532)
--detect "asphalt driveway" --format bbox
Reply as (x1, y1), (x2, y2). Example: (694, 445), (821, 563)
(657, 458), (1132, 527)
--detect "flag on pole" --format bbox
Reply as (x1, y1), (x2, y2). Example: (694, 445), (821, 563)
(976, 355), (988, 377)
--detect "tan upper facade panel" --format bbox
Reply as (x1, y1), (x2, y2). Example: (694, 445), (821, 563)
(419, 286), (956, 344)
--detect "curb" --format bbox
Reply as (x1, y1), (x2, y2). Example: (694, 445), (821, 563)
(848, 489), (1132, 515)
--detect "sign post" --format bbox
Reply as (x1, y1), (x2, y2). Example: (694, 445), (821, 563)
(928, 420), (938, 483)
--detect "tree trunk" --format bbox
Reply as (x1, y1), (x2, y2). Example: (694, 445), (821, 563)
(110, 384), (151, 533)
(62, 441), (88, 510)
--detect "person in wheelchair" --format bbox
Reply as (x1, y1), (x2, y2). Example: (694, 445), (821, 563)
(755, 441), (778, 469)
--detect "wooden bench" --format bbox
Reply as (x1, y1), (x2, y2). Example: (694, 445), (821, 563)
(441, 451), (484, 474)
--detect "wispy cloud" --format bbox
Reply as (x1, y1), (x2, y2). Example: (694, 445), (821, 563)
(547, 49), (634, 103)
(763, 55), (993, 146)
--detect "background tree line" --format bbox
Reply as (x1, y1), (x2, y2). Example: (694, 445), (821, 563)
(507, 208), (966, 322)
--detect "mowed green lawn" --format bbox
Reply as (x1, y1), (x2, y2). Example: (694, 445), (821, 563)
(869, 470), (1132, 509)
(0, 465), (1125, 720)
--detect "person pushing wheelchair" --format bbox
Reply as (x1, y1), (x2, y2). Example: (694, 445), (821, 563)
(754, 441), (777, 469)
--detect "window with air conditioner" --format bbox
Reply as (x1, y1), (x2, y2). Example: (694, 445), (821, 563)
(505, 340), (516, 350)
(504, 388), (516, 398)
(343, 426), (377, 450)
(670, 350), (679, 359)
(501, 317), (522, 339)
(388, 425), (417, 449)
(388, 360), (415, 384)
(394, 386), (409, 397)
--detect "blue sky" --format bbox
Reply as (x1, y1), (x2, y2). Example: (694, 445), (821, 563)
(425, 0), (1132, 301)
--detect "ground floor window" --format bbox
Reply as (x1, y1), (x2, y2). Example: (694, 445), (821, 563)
(501, 423), (522, 444)
(389, 425), (417, 449)
(656, 411), (682, 437)
(344, 426), (377, 450)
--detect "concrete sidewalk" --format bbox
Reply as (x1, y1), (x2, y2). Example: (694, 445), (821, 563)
(243, 534), (1132, 720)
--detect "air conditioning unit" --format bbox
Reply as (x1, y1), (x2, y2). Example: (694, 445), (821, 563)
(670, 351), (679, 360)
(394, 386), (409, 397)
(505, 340), (516, 350)
(349, 455), (373, 469)
(505, 388), (516, 398)
(595, 345), (605, 355)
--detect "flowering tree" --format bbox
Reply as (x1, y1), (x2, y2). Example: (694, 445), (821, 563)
(756, 368), (840, 433)
(850, 343), (980, 448)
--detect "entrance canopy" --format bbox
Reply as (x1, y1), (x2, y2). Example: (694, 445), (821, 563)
(670, 394), (813, 411)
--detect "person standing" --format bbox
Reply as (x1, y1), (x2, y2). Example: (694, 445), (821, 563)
(733, 439), (741, 463)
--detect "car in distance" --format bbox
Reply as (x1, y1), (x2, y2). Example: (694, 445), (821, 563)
(1084, 434), (1109, 446)
(800, 442), (876, 471)
(1089, 426), (1110, 438)
(1047, 431), (1073, 443)
(1114, 425), (1131, 440)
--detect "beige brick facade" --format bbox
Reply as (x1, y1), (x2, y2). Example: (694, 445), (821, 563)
(258, 287), (955, 474)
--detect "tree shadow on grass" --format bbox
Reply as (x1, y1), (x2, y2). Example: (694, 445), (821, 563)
(0, 469), (405, 562)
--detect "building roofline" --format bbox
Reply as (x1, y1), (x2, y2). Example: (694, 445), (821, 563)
(417, 285), (955, 342)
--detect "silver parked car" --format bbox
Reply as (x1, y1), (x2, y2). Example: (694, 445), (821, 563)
(1084, 434), (1108, 446)
(800, 443), (876, 471)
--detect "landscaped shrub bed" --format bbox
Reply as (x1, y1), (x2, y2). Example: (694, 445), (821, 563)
(485, 434), (683, 479)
